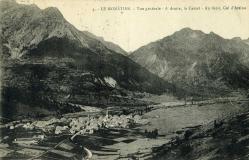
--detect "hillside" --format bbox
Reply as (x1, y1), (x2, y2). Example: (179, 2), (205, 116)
(130, 28), (249, 96)
(152, 107), (249, 160)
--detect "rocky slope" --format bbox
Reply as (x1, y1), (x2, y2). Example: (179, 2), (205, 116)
(152, 105), (249, 160)
(0, 0), (182, 120)
(130, 28), (249, 96)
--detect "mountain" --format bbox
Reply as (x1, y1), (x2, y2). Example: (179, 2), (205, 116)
(0, 0), (128, 58)
(0, 1), (183, 119)
(130, 28), (249, 96)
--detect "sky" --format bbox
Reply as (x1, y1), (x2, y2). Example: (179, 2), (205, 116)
(16, 0), (249, 52)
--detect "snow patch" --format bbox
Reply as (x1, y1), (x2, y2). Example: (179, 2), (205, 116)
(104, 77), (117, 88)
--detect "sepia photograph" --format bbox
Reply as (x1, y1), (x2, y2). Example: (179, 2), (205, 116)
(0, 0), (249, 159)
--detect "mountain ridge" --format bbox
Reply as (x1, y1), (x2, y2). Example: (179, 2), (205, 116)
(0, 0), (128, 58)
(130, 28), (249, 95)
(82, 31), (128, 56)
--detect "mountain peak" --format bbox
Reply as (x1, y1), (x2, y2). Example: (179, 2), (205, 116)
(41, 7), (64, 19)
(179, 27), (194, 32)
(176, 27), (197, 35)
(178, 27), (205, 34)
(172, 27), (205, 40)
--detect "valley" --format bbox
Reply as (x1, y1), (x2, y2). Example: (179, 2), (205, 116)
(0, 95), (248, 159)
(1, 1), (249, 159)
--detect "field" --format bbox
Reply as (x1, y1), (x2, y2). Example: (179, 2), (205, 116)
(140, 101), (248, 135)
